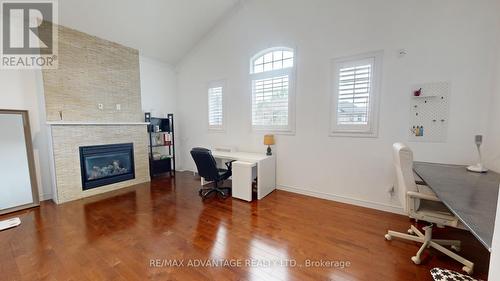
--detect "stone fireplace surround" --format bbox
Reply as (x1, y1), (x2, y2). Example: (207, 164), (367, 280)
(48, 123), (150, 204)
(42, 25), (151, 204)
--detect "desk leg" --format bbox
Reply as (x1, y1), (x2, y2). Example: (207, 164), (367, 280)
(257, 156), (276, 200)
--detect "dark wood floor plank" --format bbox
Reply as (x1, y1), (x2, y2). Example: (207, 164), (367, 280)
(0, 171), (490, 281)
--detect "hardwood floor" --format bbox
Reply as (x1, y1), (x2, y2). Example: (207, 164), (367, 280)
(0, 172), (490, 281)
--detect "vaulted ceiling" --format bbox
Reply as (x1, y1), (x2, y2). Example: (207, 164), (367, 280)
(59, 0), (240, 65)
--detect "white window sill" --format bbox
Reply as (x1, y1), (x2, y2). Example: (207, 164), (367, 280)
(208, 128), (225, 133)
(329, 130), (378, 138)
(252, 127), (295, 135)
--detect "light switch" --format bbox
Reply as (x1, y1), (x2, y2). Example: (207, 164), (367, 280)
(98, 103), (104, 110)
(116, 104), (121, 111)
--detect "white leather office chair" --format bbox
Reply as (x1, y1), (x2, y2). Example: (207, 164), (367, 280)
(384, 143), (474, 274)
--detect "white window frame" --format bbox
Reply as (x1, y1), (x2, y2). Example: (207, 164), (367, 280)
(207, 80), (226, 132)
(330, 51), (383, 138)
(250, 47), (296, 134)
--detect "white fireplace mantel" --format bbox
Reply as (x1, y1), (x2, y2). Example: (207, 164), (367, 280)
(47, 121), (150, 126)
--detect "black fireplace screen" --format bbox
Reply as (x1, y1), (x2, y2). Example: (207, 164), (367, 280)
(79, 143), (135, 190)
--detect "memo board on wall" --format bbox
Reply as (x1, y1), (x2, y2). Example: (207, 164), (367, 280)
(409, 82), (450, 143)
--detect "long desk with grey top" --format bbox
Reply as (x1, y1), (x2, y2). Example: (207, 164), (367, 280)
(413, 162), (500, 251)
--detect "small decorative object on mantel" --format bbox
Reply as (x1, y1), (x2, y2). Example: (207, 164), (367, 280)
(263, 134), (275, 156)
(467, 135), (488, 173)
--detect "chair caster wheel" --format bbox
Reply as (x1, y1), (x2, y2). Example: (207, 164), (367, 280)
(462, 266), (473, 275)
(198, 189), (203, 196)
(411, 256), (421, 265)
(407, 229), (414, 235)
(451, 245), (461, 252)
(384, 234), (392, 241)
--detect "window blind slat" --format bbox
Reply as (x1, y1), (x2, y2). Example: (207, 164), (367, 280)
(336, 63), (372, 125)
(208, 86), (223, 128)
(252, 75), (289, 127)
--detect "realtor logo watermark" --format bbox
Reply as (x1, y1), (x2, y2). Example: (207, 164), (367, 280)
(1, 0), (58, 69)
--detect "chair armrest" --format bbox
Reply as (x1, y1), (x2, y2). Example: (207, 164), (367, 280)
(225, 160), (236, 170)
(407, 191), (440, 202)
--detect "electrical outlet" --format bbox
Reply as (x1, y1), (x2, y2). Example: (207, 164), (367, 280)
(98, 103), (104, 110)
(116, 104), (121, 111)
(388, 185), (395, 195)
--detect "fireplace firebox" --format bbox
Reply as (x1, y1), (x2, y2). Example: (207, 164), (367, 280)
(79, 143), (135, 190)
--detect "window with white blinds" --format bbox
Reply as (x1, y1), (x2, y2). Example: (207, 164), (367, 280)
(330, 51), (383, 137)
(250, 47), (295, 131)
(337, 63), (372, 125)
(252, 75), (289, 127)
(208, 82), (224, 130)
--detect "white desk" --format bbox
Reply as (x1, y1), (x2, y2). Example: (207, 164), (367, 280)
(208, 151), (276, 201)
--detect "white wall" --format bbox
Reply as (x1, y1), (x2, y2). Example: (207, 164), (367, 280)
(139, 55), (179, 162)
(175, 0), (499, 212)
(484, 14), (500, 173)
(140, 55), (177, 117)
(487, 4), (500, 278)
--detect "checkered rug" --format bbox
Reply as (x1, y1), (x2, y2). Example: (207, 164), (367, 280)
(430, 268), (479, 281)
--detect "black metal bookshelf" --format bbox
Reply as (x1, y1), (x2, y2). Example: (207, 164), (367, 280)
(145, 113), (175, 178)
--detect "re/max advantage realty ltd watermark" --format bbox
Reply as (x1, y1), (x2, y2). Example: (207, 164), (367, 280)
(1, 0), (58, 69)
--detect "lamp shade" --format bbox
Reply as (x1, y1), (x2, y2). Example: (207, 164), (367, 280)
(263, 134), (275, 145)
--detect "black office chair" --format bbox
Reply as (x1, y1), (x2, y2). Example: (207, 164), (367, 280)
(190, 147), (234, 199)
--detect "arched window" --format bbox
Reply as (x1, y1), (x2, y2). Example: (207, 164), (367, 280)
(250, 47), (295, 132)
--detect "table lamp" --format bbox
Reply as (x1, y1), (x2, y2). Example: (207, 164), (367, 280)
(467, 135), (488, 173)
(263, 135), (275, 156)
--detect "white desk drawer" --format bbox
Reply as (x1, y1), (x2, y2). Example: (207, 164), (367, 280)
(232, 161), (256, 202)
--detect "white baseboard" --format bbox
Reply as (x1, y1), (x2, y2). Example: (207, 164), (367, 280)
(172, 170), (404, 215)
(277, 185), (404, 215)
(39, 193), (52, 201)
